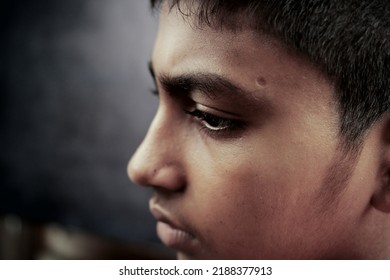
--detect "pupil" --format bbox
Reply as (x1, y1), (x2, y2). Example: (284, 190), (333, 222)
(206, 115), (222, 127)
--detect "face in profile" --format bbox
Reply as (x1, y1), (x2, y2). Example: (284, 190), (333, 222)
(128, 4), (387, 259)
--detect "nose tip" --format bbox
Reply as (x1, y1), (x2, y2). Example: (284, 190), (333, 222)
(127, 144), (186, 192)
(127, 155), (149, 187)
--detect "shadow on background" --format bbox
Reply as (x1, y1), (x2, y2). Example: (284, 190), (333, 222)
(0, 0), (173, 259)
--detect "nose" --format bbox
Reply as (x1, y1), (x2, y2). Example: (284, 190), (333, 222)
(127, 109), (186, 192)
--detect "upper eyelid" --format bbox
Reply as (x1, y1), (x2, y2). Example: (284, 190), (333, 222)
(148, 63), (269, 122)
(186, 109), (235, 130)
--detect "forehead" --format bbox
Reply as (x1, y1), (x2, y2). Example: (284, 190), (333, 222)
(152, 5), (332, 99)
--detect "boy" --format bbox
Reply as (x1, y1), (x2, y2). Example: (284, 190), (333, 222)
(128, 0), (390, 259)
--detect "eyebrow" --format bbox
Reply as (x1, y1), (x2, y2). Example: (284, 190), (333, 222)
(148, 61), (156, 80)
(148, 61), (253, 100)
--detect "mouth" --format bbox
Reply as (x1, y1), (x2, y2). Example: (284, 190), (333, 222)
(149, 200), (199, 254)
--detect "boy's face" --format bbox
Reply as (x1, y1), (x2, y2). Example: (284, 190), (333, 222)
(128, 6), (378, 259)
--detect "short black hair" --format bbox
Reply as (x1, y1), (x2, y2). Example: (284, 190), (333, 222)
(151, 0), (390, 150)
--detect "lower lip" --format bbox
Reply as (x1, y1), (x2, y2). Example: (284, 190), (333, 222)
(156, 221), (197, 252)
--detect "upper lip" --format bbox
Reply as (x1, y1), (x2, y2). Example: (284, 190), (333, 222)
(149, 199), (185, 232)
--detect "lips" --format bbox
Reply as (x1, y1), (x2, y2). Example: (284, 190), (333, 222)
(150, 201), (198, 253)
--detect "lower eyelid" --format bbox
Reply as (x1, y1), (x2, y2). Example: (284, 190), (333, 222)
(183, 108), (247, 140)
(185, 109), (229, 127)
(202, 120), (230, 131)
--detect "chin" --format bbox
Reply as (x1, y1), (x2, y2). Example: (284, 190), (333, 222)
(177, 252), (192, 260)
(177, 251), (208, 260)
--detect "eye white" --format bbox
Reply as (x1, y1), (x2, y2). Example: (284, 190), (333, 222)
(201, 120), (229, 131)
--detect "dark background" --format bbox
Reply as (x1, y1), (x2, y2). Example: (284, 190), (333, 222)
(0, 0), (160, 248)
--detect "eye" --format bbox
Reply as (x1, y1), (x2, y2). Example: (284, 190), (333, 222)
(184, 109), (237, 132)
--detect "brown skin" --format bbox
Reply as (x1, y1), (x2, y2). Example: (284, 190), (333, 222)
(128, 4), (390, 259)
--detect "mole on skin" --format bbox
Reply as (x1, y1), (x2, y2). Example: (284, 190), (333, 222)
(256, 76), (267, 87)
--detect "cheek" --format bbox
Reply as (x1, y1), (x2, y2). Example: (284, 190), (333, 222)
(185, 136), (342, 258)
(186, 146), (287, 257)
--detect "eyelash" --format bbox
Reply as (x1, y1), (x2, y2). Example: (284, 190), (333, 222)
(151, 87), (242, 137)
(184, 109), (240, 136)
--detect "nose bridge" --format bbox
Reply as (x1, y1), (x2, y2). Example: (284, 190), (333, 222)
(135, 111), (175, 168)
(128, 107), (185, 190)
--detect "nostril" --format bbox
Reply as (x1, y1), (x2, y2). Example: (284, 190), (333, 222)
(150, 166), (186, 191)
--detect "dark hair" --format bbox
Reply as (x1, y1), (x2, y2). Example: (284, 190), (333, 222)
(151, 0), (390, 150)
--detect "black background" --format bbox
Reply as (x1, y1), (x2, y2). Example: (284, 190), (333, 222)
(0, 0), (159, 244)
